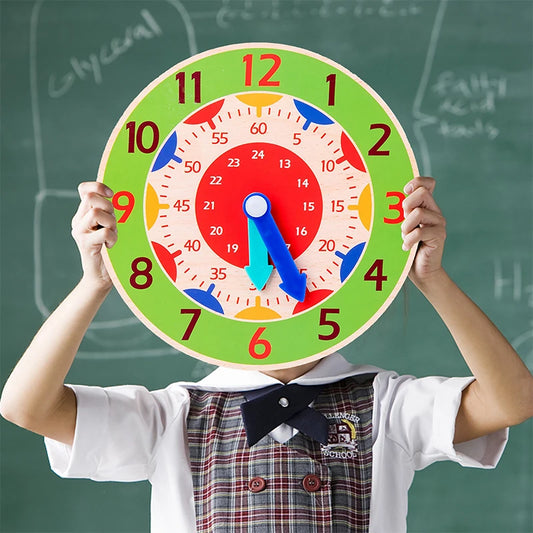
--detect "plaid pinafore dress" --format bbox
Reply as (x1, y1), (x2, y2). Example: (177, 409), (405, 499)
(186, 374), (375, 532)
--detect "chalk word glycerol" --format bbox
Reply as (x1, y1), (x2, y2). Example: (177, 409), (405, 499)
(48, 9), (163, 99)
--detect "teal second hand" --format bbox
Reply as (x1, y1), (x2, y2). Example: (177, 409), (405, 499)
(245, 218), (273, 291)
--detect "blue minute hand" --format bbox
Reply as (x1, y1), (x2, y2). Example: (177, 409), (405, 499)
(243, 193), (307, 302)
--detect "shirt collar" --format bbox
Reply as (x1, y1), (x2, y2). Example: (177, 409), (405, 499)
(179, 352), (382, 392)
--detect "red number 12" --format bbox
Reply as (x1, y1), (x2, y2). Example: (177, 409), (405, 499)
(243, 54), (281, 87)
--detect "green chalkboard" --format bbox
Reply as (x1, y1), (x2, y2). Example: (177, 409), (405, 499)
(1, 1), (531, 532)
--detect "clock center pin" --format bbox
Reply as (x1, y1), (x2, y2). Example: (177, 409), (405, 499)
(243, 193), (270, 218)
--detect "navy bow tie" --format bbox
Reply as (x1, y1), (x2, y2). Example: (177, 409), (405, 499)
(240, 383), (329, 447)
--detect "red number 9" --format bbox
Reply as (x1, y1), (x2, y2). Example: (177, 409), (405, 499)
(113, 191), (135, 223)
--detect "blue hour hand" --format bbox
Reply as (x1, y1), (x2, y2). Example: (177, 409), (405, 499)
(243, 193), (307, 302)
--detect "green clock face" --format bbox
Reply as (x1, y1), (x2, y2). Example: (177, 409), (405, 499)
(99, 43), (417, 370)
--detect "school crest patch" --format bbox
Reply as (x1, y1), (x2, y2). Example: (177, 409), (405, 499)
(321, 412), (360, 459)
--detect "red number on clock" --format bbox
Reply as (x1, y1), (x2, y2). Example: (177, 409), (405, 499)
(249, 327), (272, 359)
(243, 53), (281, 87)
(180, 309), (201, 340)
(368, 123), (391, 156)
(125, 121), (159, 154)
(384, 191), (406, 224)
(184, 161), (202, 173)
(318, 308), (341, 340)
(175, 70), (201, 104)
(318, 239), (335, 252)
(184, 239), (201, 252)
(212, 132), (228, 144)
(250, 122), (268, 135)
(130, 257), (153, 289)
(364, 259), (387, 291)
(173, 199), (191, 212)
(112, 191), (135, 223)
(326, 73), (336, 106)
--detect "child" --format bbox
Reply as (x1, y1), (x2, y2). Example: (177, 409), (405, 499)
(1, 177), (532, 532)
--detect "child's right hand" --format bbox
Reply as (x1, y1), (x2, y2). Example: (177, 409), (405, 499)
(71, 182), (117, 291)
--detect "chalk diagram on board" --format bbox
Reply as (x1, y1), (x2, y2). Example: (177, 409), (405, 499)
(30, 0), (198, 358)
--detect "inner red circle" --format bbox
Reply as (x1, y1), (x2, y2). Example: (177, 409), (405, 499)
(196, 142), (323, 269)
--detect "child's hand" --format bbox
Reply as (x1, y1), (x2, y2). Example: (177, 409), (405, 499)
(71, 182), (117, 291)
(401, 177), (447, 287)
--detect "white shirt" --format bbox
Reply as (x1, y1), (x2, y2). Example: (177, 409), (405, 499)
(45, 353), (508, 532)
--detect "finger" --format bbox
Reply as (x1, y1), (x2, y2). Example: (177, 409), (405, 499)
(84, 226), (118, 250)
(401, 207), (446, 252)
(401, 206), (445, 236)
(72, 191), (115, 229)
(78, 181), (113, 200)
(74, 225), (118, 252)
(79, 193), (115, 215)
(402, 222), (446, 252)
(74, 207), (116, 235)
(404, 176), (436, 196)
(73, 217), (118, 252)
(402, 185), (441, 216)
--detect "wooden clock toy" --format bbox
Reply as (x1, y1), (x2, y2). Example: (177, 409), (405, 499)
(98, 43), (418, 369)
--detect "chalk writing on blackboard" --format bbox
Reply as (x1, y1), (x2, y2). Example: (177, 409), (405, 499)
(493, 257), (533, 366)
(431, 71), (507, 140)
(211, 0), (422, 29)
(493, 258), (533, 308)
(48, 9), (163, 99)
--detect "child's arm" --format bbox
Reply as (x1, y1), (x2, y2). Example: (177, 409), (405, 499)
(0, 182), (117, 445)
(401, 177), (533, 444)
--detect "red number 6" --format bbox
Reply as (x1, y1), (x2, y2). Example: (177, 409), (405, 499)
(249, 327), (272, 359)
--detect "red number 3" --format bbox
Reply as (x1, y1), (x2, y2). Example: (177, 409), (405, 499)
(384, 191), (406, 224)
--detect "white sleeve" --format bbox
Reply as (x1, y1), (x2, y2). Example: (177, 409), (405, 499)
(373, 372), (509, 471)
(44, 384), (190, 482)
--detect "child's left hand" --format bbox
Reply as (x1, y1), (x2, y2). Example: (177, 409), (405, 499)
(401, 176), (447, 287)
